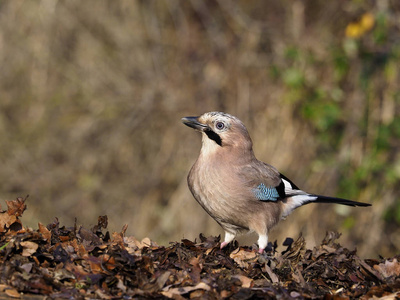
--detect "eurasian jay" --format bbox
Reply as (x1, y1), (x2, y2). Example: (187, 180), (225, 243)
(182, 111), (371, 253)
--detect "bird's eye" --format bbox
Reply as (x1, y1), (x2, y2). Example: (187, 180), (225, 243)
(215, 121), (225, 130)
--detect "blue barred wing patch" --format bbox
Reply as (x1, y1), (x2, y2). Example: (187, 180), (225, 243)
(253, 183), (280, 201)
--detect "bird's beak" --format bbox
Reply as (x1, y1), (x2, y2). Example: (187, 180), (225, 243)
(181, 116), (208, 132)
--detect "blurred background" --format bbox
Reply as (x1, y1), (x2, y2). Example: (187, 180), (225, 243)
(0, 0), (399, 258)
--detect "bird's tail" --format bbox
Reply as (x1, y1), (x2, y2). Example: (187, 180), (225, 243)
(282, 193), (371, 218)
(312, 195), (371, 207)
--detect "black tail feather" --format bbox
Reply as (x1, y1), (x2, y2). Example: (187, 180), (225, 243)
(313, 195), (371, 207)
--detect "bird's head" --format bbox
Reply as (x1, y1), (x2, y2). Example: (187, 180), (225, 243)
(182, 112), (253, 154)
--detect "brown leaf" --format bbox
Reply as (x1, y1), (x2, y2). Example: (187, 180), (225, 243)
(120, 224), (128, 236)
(220, 290), (232, 298)
(95, 289), (111, 299)
(6, 197), (27, 217)
(378, 292), (400, 299)
(97, 215), (108, 228)
(92, 215), (108, 233)
(190, 290), (206, 298)
(282, 234), (305, 263)
(5, 288), (20, 298)
(20, 241), (39, 257)
(69, 238), (88, 257)
(85, 255), (103, 274)
(161, 282), (210, 298)
(321, 231), (342, 246)
(38, 222), (51, 241)
(291, 268), (306, 286)
(155, 271), (171, 290)
(26, 278), (53, 294)
(123, 236), (141, 255)
(322, 245), (337, 254)
(54, 268), (75, 281)
(189, 256), (203, 283)
(141, 237), (152, 248)
(123, 236), (152, 250)
(373, 258), (400, 278)
(0, 213), (18, 233)
(65, 263), (90, 280)
(116, 277), (127, 292)
(78, 227), (101, 247)
(0, 197), (27, 233)
(102, 254), (117, 271)
(263, 264), (279, 283)
(111, 231), (124, 246)
(358, 259), (384, 281)
(0, 284), (8, 292)
(229, 248), (257, 268)
(59, 235), (70, 242)
(20, 263), (33, 273)
(233, 275), (253, 288)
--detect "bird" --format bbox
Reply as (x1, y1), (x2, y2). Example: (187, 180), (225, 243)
(181, 111), (371, 254)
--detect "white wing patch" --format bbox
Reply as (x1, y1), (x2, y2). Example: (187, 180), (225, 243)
(282, 178), (293, 191)
(280, 178), (318, 217)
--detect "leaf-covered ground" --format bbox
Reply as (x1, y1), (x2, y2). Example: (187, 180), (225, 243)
(0, 197), (399, 299)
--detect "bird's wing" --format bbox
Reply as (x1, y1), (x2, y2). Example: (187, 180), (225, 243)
(239, 161), (371, 208)
(242, 162), (306, 202)
(248, 162), (371, 207)
(253, 173), (307, 201)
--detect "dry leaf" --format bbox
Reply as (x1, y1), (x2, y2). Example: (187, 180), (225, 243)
(6, 197), (27, 217)
(162, 282), (210, 298)
(374, 259), (400, 278)
(20, 241), (38, 257)
(38, 222), (51, 241)
(155, 271), (171, 290)
(141, 237), (152, 248)
(0, 284), (9, 292)
(124, 236), (153, 250)
(263, 264), (279, 283)
(377, 292), (400, 300)
(123, 236), (141, 255)
(233, 275), (253, 288)
(205, 248), (213, 255)
(95, 289), (111, 299)
(117, 277), (127, 292)
(220, 290), (232, 298)
(0, 213), (18, 233)
(111, 231), (124, 245)
(5, 288), (20, 298)
(229, 248), (257, 268)
(20, 263), (33, 273)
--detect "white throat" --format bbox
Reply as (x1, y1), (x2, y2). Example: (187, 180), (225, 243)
(200, 133), (221, 156)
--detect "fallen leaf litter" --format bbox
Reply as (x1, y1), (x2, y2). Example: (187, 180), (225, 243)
(0, 197), (399, 299)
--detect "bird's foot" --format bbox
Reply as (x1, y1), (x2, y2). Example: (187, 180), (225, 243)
(257, 234), (268, 255)
(221, 231), (236, 250)
(220, 241), (228, 249)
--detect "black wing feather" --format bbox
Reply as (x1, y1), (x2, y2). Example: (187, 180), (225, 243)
(276, 173), (300, 199)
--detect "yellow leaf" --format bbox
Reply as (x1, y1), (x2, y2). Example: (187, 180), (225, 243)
(360, 13), (375, 32)
(345, 23), (363, 38)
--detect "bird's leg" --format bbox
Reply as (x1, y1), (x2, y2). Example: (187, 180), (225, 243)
(257, 234), (268, 254)
(220, 231), (236, 249)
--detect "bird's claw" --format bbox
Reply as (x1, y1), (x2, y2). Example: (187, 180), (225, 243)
(220, 241), (228, 249)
